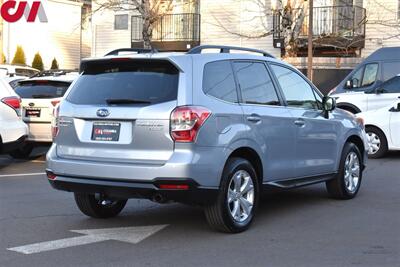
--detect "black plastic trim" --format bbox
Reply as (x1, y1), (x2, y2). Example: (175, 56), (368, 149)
(264, 173), (337, 189)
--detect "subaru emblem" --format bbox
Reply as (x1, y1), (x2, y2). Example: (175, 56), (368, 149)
(96, 109), (110, 117)
(29, 102), (35, 107)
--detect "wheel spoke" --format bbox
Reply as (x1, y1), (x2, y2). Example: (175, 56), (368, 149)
(239, 197), (252, 216)
(241, 177), (254, 195)
(232, 200), (240, 219)
(228, 189), (235, 203)
(234, 173), (242, 192)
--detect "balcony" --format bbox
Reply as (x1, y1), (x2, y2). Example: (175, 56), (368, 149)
(273, 6), (366, 56)
(131, 13), (201, 51)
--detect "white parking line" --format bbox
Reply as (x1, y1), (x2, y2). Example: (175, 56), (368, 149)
(0, 172), (46, 178)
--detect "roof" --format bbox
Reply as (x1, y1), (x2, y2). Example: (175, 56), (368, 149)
(365, 47), (400, 62)
(19, 73), (79, 83)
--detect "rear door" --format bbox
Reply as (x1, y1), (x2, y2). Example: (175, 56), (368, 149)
(367, 76), (400, 111)
(57, 59), (179, 164)
(233, 61), (296, 181)
(270, 64), (340, 177)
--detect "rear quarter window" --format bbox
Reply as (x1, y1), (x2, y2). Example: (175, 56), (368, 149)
(67, 60), (179, 105)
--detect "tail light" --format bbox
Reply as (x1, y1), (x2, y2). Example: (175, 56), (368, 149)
(51, 104), (60, 139)
(51, 100), (60, 107)
(170, 106), (211, 142)
(1, 96), (21, 116)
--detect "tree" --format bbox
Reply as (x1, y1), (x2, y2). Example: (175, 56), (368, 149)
(1, 53), (6, 64)
(11, 46), (26, 65)
(93, 0), (174, 48)
(51, 58), (59, 70)
(32, 53), (44, 71)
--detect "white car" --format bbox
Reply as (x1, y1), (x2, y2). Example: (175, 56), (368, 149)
(0, 78), (28, 156)
(332, 75), (400, 114)
(357, 100), (400, 158)
(13, 72), (78, 157)
(0, 64), (39, 77)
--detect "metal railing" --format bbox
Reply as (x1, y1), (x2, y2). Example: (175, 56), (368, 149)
(273, 5), (366, 40)
(131, 13), (200, 42)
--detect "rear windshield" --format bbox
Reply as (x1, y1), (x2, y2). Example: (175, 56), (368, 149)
(15, 81), (71, 99)
(66, 60), (179, 105)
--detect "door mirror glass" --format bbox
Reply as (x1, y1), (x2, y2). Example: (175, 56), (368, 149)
(322, 96), (336, 111)
(345, 79), (353, 89)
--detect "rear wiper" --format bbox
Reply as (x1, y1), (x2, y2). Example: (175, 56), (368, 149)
(106, 98), (151, 105)
(31, 94), (54, 98)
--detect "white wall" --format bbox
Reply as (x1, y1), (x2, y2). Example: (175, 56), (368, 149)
(3, 0), (84, 69)
(362, 0), (400, 57)
(200, 0), (281, 57)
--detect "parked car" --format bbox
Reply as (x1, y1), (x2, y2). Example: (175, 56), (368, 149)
(333, 74), (400, 114)
(357, 100), (400, 158)
(0, 77), (28, 156)
(0, 64), (39, 77)
(46, 46), (368, 233)
(330, 47), (400, 113)
(12, 71), (78, 158)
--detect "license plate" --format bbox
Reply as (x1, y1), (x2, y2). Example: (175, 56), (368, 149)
(25, 108), (41, 117)
(91, 122), (121, 141)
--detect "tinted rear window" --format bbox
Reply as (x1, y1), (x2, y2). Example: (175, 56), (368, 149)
(67, 60), (179, 105)
(15, 81), (71, 99)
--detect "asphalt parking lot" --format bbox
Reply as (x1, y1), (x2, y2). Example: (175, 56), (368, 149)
(0, 147), (399, 267)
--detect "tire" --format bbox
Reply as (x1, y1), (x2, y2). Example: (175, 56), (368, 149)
(9, 143), (34, 159)
(365, 126), (388, 159)
(74, 193), (127, 219)
(204, 157), (259, 233)
(326, 142), (363, 200)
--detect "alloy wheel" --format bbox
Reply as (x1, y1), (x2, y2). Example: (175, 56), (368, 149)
(227, 170), (254, 222)
(344, 152), (360, 193)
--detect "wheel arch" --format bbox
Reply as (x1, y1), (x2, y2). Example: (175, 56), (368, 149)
(226, 147), (263, 185)
(337, 103), (362, 114)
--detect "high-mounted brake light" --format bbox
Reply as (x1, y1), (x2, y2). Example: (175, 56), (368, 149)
(1, 96), (21, 116)
(170, 106), (211, 143)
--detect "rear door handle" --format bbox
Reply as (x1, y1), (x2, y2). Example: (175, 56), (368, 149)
(294, 119), (305, 126)
(247, 114), (261, 123)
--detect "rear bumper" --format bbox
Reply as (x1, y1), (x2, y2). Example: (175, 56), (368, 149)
(46, 144), (229, 188)
(47, 174), (218, 205)
(25, 122), (52, 142)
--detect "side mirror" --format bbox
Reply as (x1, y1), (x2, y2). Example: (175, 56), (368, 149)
(375, 87), (385, 94)
(389, 103), (400, 112)
(322, 96), (336, 112)
(345, 80), (353, 89)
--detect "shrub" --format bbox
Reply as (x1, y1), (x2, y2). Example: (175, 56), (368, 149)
(32, 52), (44, 71)
(50, 58), (59, 70)
(12, 46), (26, 65)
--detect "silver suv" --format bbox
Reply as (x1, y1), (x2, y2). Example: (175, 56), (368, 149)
(46, 46), (368, 233)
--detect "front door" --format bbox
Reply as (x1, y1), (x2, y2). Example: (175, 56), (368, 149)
(368, 75), (400, 111)
(390, 102), (400, 147)
(269, 64), (340, 178)
(232, 61), (297, 181)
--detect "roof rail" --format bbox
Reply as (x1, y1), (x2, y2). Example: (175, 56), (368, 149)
(30, 69), (79, 78)
(187, 45), (275, 58)
(105, 48), (158, 56)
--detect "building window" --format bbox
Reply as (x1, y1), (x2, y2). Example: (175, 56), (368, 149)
(114, 14), (128, 30)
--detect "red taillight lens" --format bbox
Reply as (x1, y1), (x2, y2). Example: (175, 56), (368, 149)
(51, 100), (60, 107)
(170, 106), (211, 143)
(51, 104), (60, 139)
(158, 184), (189, 190)
(46, 171), (56, 180)
(2, 96), (21, 109)
(1, 96), (21, 116)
